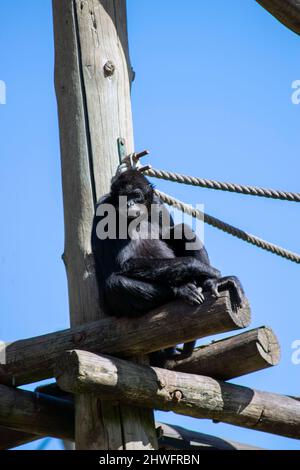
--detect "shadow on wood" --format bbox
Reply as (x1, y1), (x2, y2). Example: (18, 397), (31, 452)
(55, 350), (300, 440)
(0, 291), (250, 386)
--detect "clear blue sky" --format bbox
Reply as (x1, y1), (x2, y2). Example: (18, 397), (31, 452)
(0, 0), (299, 451)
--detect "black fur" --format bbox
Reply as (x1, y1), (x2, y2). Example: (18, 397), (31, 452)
(92, 169), (245, 364)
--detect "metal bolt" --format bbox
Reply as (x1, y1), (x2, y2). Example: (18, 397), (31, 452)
(171, 390), (183, 402)
(104, 61), (115, 77)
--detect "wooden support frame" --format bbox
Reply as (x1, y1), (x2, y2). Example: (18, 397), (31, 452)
(0, 385), (73, 440)
(0, 427), (39, 451)
(157, 422), (263, 450)
(1, 0), (297, 452)
(0, 422), (262, 451)
(0, 291), (250, 386)
(256, 0), (300, 35)
(165, 326), (280, 380)
(0, 401), (262, 451)
(55, 351), (300, 440)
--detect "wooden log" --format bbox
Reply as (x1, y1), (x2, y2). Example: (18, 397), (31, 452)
(0, 415), (262, 451)
(0, 385), (73, 440)
(165, 327), (280, 380)
(156, 422), (263, 450)
(55, 351), (300, 440)
(0, 427), (39, 451)
(0, 291), (250, 386)
(256, 0), (300, 35)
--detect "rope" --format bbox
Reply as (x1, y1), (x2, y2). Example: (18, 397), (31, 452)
(155, 189), (300, 264)
(146, 168), (300, 203)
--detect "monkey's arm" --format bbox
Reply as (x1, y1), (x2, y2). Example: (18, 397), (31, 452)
(166, 224), (246, 309)
(120, 257), (221, 285)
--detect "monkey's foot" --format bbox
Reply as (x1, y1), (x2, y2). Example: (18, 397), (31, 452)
(203, 276), (245, 311)
(173, 283), (204, 306)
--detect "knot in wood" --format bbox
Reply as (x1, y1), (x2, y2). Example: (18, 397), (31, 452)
(104, 61), (115, 77)
(157, 378), (166, 389)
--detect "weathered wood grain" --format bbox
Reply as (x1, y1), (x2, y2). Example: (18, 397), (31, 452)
(0, 385), (73, 440)
(52, 0), (156, 449)
(0, 291), (250, 386)
(0, 415), (262, 450)
(0, 427), (39, 451)
(165, 326), (280, 379)
(256, 0), (300, 35)
(0, 422), (262, 451)
(55, 351), (300, 440)
(157, 422), (263, 450)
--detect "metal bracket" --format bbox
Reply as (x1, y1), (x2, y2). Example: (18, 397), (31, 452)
(117, 138), (151, 173)
(117, 137), (127, 164)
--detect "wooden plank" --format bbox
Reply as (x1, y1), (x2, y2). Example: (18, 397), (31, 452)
(0, 427), (39, 451)
(165, 326), (280, 379)
(0, 385), (73, 440)
(157, 422), (263, 450)
(0, 413), (262, 451)
(256, 0), (300, 35)
(52, 0), (156, 449)
(0, 291), (250, 386)
(55, 350), (300, 440)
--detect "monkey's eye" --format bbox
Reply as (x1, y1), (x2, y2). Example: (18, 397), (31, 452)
(133, 190), (144, 202)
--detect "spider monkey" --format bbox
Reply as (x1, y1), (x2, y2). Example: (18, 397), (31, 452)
(92, 169), (245, 364)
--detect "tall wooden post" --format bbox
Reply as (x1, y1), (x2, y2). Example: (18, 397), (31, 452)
(52, 0), (157, 449)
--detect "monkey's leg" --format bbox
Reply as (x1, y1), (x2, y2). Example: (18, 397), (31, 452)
(105, 273), (174, 317)
(121, 257), (220, 285)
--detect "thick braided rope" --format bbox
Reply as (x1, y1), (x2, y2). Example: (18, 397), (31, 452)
(146, 168), (300, 202)
(155, 189), (300, 264)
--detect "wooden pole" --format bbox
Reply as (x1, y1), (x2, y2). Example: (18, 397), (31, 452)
(0, 291), (250, 386)
(55, 351), (300, 440)
(52, 0), (156, 449)
(256, 0), (300, 35)
(165, 326), (280, 380)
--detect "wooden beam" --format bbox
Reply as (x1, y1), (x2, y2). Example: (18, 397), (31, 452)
(0, 414), (262, 451)
(0, 427), (39, 451)
(0, 385), (73, 440)
(0, 291), (250, 386)
(165, 327), (280, 380)
(52, 0), (156, 449)
(157, 422), (263, 450)
(256, 0), (300, 35)
(55, 351), (300, 440)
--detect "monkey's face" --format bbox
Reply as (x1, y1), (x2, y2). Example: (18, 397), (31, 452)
(111, 170), (154, 221)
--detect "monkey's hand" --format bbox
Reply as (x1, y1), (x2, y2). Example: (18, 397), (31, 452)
(173, 283), (204, 306)
(203, 275), (245, 311)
